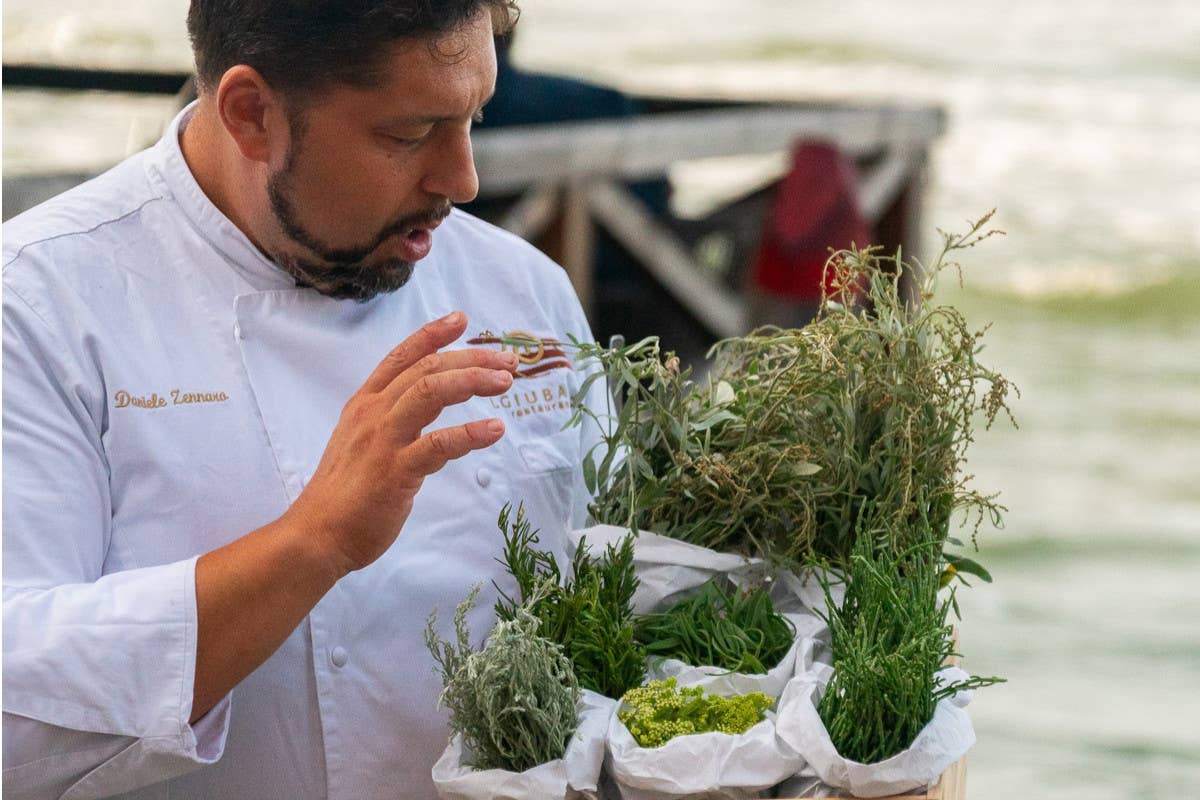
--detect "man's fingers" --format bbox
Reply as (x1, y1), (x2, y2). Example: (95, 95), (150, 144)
(404, 419), (505, 475)
(360, 311), (468, 395)
(380, 348), (518, 405)
(388, 367), (513, 438)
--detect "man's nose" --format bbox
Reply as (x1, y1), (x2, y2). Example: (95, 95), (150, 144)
(421, 128), (479, 204)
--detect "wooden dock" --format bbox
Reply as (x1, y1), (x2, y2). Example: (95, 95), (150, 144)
(470, 100), (944, 341)
(3, 69), (944, 348)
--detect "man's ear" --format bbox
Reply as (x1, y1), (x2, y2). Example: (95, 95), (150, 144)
(215, 65), (286, 164)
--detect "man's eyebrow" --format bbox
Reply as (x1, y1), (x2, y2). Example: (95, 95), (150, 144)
(382, 91), (496, 127)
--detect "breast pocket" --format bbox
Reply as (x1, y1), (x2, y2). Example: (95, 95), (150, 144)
(518, 428), (578, 473)
(508, 427), (583, 541)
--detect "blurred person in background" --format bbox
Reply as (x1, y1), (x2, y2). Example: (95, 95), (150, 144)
(465, 25), (673, 341)
(2, 1), (605, 798)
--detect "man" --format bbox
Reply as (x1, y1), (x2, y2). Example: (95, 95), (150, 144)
(3, 2), (603, 797)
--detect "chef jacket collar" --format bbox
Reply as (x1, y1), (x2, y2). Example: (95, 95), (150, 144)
(146, 101), (298, 292)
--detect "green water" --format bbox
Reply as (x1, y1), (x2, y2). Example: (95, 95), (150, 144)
(946, 272), (1200, 797)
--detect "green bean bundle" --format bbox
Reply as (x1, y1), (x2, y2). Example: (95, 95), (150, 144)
(635, 580), (795, 674)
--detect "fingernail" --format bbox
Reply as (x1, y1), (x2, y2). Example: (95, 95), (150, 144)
(491, 370), (513, 388)
(441, 311), (464, 326)
(502, 352), (519, 367)
(487, 419), (504, 435)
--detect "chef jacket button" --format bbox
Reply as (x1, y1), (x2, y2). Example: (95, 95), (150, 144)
(475, 468), (492, 488)
(330, 646), (348, 668)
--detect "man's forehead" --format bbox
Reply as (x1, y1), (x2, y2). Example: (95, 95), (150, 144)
(356, 18), (497, 112)
(300, 21), (496, 126)
(377, 9), (496, 74)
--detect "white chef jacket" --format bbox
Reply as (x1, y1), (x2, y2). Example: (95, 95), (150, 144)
(2, 103), (607, 800)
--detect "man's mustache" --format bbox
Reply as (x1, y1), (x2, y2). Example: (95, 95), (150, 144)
(317, 201), (453, 264)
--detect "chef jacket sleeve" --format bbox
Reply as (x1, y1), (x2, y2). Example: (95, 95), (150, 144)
(2, 285), (232, 800)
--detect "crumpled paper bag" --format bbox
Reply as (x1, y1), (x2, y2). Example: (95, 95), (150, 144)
(647, 628), (820, 701)
(605, 672), (804, 800)
(774, 664), (976, 798)
(567, 525), (842, 616)
(432, 690), (617, 800)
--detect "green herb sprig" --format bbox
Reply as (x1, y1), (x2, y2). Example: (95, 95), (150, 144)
(425, 586), (581, 773)
(493, 503), (646, 699)
(635, 580), (796, 674)
(816, 515), (1003, 764)
(565, 334), (822, 560)
(618, 677), (774, 748)
(568, 213), (1017, 582)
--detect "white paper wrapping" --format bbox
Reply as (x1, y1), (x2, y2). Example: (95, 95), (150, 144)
(647, 626), (822, 702)
(567, 525), (841, 616)
(605, 672), (804, 800)
(432, 690), (617, 800)
(775, 664), (977, 798)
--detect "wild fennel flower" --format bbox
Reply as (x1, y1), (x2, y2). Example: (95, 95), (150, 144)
(618, 678), (774, 748)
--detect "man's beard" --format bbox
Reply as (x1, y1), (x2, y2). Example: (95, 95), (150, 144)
(266, 146), (452, 302)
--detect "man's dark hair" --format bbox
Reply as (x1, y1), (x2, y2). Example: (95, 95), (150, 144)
(187, 0), (519, 99)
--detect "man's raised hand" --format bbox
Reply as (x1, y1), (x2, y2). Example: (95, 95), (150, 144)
(286, 311), (516, 575)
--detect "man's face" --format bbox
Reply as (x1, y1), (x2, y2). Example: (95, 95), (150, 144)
(263, 11), (497, 301)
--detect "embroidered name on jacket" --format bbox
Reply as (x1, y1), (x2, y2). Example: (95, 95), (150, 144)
(114, 389), (230, 409)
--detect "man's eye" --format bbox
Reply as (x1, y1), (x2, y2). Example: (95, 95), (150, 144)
(388, 129), (432, 146)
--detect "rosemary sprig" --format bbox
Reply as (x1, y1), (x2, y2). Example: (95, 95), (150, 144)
(493, 503), (646, 699)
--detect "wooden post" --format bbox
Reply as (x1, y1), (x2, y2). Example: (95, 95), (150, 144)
(497, 183), (561, 242)
(561, 178), (595, 321)
(586, 180), (748, 340)
(873, 148), (930, 310)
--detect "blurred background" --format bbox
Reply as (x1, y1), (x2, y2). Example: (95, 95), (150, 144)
(4, 1), (1199, 797)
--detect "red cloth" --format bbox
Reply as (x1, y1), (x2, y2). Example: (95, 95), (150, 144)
(750, 141), (871, 301)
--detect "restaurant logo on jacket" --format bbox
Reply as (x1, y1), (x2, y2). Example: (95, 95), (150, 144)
(467, 330), (571, 378)
(468, 330), (573, 419)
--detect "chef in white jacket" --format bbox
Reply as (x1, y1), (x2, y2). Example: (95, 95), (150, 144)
(2, 2), (608, 798)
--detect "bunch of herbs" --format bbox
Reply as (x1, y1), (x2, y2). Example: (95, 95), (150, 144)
(635, 580), (796, 674)
(568, 213), (1016, 579)
(618, 677), (775, 748)
(493, 503), (646, 699)
(425, 585), (580, 773)
(566, 333), (825, 559)
(816, 511), (1003, 764)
